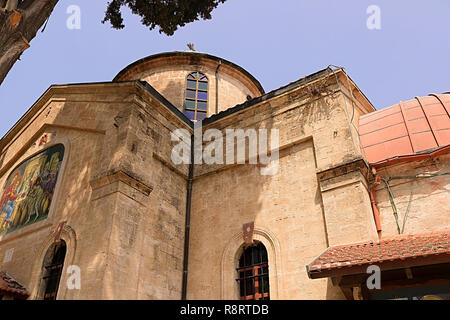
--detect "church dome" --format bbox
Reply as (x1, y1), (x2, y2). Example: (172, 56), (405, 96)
(113, 51), (265, 120)
(359, 93), (450, 164)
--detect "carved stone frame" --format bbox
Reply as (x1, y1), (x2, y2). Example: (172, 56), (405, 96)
(221, 227), (283, 300)
(30, 224), (77, 300)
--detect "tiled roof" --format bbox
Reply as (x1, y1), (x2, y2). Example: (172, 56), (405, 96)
(0, 271), (30, 299)
(307, 229), (450, 279)
(359, 94), (450, 164)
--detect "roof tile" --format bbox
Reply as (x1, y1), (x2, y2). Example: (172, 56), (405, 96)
(308, 229), (450, 278)
(0, 271), (29, 299)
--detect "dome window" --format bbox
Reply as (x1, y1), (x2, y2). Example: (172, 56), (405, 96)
(184, 72), (208, 121)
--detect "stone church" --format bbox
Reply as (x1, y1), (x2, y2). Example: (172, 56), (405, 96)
(0, 51), (449, 300)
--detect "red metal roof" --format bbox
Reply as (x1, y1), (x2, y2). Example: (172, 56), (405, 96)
(307, 229), (450, 279)
(359, 94), (450, 164)
(0, 271), (30, 299)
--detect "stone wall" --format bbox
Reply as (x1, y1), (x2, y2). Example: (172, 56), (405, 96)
(0, 82), (191, 300)
(1, 67), (427, 301)
(373, 154), (450, 238)
(186, 72), (377, 300)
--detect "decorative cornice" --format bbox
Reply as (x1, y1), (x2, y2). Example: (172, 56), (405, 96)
(317, 158), (369, 183)
(90, 169), (153, 196)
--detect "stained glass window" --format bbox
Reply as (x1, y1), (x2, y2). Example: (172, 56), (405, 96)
(184, 72), (208, 121)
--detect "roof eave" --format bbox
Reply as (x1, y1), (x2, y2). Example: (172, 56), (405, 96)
(308, 252), (450, 279)
(0, 80), (193, 153)
(203, 67), (335, 126)
(370, 144), (450, 168)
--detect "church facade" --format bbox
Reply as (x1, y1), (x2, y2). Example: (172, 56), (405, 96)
(0, 51), (449, 300)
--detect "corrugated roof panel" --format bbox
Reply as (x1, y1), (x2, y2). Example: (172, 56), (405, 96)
(421, 100), (447, 117)
(410, 131), (439, 152)
(429, 115), (450, 131)
(362, 142), (389, 164)
(435, 129), (450, 146)
(436, 94), (450, 115)
(360, 122), (409, 148)
(363, 136), (413, 163)
(403, 105), (425, 119)
(359, 105), (401, 125)
(406, 117), (432, 134)
(358, 112), (404, 135)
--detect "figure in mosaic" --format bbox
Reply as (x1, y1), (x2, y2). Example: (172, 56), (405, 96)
(0, 144), (64, 235)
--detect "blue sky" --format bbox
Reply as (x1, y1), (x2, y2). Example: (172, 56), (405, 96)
(1, 0), (449, 137)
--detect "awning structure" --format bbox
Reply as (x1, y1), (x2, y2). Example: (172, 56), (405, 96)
(307, 230), (450, 300)
(0, 271), (30, 300)
(307, 229), (450, 279)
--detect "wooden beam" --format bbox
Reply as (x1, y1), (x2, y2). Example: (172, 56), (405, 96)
(374, 277), (450, 292)
(340, 287), (354, 300)
(405, 268), (413, 280)
(353, 286), (363, 300)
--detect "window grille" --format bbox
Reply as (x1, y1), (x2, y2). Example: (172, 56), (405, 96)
(236, 242), (270, 300)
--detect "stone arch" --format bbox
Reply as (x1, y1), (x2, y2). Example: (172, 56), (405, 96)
(30, 224), (77, 300)
(221, 227), (283, 299)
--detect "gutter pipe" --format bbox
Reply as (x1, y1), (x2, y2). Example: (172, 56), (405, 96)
(369, 167), (382, 232)
(215, 60), (222, 114)
(181, 134), (194, 300)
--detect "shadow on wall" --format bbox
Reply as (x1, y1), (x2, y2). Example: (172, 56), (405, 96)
(189, 93), (354, 299)
(154, 79), (185, 113)
(0, 97), (120, 299)
(188, 104), (279, 299)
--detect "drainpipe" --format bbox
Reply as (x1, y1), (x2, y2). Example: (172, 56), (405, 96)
(215, 60), (222, 114)
(369, 167), (382, 232)
(181, 134), (194, 300)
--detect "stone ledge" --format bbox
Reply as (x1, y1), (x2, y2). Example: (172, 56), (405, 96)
(0, 221), (53, 245)
(90, 170), (153, 197)
(317, 158), (369, 182)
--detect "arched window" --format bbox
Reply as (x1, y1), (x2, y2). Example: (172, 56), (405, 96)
(236, 242), (270, 300)
(40, 240), (66, 300)
(184, 72), (208, 121)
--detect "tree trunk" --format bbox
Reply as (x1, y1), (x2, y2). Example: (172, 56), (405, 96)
(5, 0), (18, 11)
(0, 0), (59, 85)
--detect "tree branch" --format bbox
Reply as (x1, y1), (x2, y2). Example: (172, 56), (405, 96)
(5, 0), (18, 11)
(0, 0), (59, 84)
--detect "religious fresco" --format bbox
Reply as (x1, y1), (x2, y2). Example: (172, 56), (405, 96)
(0, 144), (65, 235)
